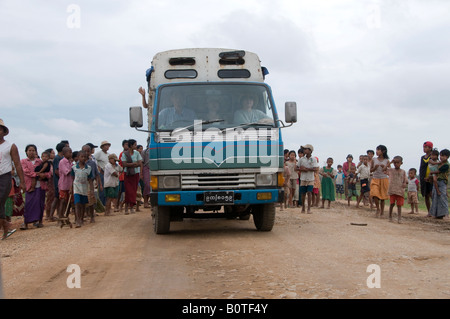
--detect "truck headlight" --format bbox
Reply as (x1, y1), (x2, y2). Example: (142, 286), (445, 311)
(160, 176), (181, 189)
(256, 173), (274, 186)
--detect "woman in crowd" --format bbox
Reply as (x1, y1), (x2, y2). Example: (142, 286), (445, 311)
(121, 139), (142, 214)
(20, 144), (52, 230)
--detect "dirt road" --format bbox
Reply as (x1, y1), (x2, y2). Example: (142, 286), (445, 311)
(1, 201), (449, 299)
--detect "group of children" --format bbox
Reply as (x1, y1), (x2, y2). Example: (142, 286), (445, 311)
(282, 144), (321, 214)
(282, 144), (450, 224)
(49, 145), (124, 228)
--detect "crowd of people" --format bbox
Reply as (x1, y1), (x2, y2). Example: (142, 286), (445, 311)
(282, 142), (449, 224)
(0, 118), (151, 239)
(1, 115), (449, 240)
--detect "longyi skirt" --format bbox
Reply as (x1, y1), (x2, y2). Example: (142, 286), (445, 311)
(370, 178), (389, 200)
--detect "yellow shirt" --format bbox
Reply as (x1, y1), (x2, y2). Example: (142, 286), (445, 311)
(423, 157), (430, 178)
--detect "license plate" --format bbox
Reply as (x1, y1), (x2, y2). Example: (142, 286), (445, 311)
(204, 191), (234, 205)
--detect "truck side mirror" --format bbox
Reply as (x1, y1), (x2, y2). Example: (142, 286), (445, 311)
(285, 102), (297, 123)
(130, 106), (143, 128)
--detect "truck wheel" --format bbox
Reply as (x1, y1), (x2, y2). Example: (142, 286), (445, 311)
(153, 206), (171, 234)
(252, 203), (275, 231)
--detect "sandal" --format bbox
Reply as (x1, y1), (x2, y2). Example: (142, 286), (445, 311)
(2, 229), (16, 240)
(19, 223), (28, 230)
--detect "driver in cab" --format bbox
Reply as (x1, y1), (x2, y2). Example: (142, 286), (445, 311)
(158, 91), (196, 128)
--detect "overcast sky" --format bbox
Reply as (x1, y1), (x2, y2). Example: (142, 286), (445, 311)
(1, 0), (449, 171)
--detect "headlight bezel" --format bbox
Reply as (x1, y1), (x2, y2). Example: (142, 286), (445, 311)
(160, 175), (181, 189)
(255, 173), (275, 187)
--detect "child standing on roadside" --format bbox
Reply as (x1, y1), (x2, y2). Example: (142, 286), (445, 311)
(347, 165), (358, 206)
(335, 165), (345, 200)
(281, 161), (290, 211)
(343, 154), (356, 199)
(58, 147), (74, 224)
(387, 156), (408, 223)
(313, 157), (321, 207)
(319, 158), (336, 209)
(71, 151), (93, 227)
(370, 145), (390, 217)
(407, 168), (420, 214)
(355, 155), (372, 208)
(297, 144), (319, 214)
(104, 154), (123, 215)
(286, 151), (298, 208)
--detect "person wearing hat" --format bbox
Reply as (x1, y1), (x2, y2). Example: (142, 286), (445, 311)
(86, 142), (98, 150)
(420, 141), (434, 214)
(104, 153), (123, 215)
(95, 141), (111, 172)
(0, 119), (26, 239)
(94, 141), (111, 206)
(297, 144), (319, 213)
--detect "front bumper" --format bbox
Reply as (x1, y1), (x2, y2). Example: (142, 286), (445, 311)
(150, 189), (284, 207)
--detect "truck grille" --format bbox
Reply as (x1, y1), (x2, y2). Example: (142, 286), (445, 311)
(181, 173), (256, 190)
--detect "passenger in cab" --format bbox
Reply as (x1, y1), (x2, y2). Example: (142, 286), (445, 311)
(233, 94), (273, 125)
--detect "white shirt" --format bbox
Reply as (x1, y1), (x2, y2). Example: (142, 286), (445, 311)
(104, 162), (123, 188)
(356, 164), (371, 179)
(94, 150), (109, 172)
(408, 177), (419, 192)
(297, 156), (319, 182)
(0, 140), (12, 175)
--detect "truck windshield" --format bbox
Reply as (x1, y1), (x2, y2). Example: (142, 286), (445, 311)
(156, 83), (276, 131)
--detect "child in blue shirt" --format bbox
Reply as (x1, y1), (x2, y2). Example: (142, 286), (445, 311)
(71, 150), (94, 227)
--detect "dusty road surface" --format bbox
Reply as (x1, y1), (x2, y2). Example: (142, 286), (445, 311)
(1, 200), (449, 299)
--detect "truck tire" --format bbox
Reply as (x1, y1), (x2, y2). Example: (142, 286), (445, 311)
(153, 206), (171, 234)
(252, 203), (275, 231)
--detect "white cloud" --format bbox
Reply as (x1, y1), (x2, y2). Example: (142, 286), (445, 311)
(1, 0), (449, 174)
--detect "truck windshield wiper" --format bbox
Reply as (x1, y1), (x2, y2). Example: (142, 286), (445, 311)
(222, 122), (274, 133)
(172, 119), (225, 134)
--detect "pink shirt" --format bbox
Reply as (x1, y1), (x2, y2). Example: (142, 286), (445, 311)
(21, 157), (53, 192)
(58, 157), (74, 191)
(343, 161), (355, 177)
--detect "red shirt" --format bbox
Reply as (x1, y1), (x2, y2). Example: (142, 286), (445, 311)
(343, 161), (355, 177)
(118, 151), (125, 182)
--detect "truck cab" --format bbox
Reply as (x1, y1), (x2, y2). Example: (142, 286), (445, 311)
(130, 48), (296, 234)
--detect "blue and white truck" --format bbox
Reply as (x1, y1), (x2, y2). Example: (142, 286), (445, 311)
(130, 48), (297, 234)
